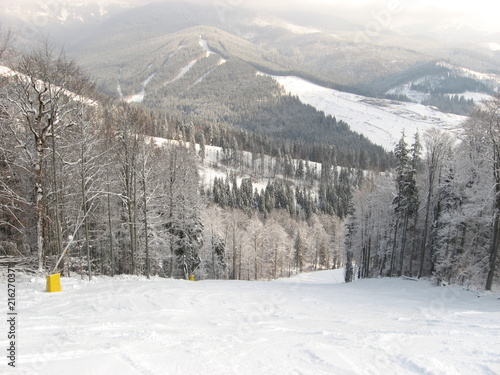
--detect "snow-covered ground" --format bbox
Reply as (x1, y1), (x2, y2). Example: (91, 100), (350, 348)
(4, 269), (500, 374)
(271, 75), (467, 150)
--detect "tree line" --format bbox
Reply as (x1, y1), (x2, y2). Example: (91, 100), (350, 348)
(345, 104), (500, 290)
(0, 45), (205, 279)
(0, 43), (346, 280)
(145, 57), (392, 171)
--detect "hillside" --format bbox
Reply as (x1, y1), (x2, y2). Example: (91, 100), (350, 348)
(72, 26), (391, 170)
(5, 1), (498, 94)
(270, 75), (467, 150)
(11, 269), (500, 374)
(4, 1), (499, 143)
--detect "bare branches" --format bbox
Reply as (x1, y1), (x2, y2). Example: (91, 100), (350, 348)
(0, 29), (13, 60)
(0, 43), (99, 272)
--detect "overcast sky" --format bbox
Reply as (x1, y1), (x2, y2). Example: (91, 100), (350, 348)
(3, 0), (500, 34)
(239, 0), (500, 33)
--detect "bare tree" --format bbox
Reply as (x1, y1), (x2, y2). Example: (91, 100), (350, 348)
(114, 105), (142, 274)
(0, 29), (13, 60)
(3, 44), (91, 272)
(67, 101), (106, 280)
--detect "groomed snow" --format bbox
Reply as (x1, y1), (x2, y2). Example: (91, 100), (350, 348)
(5, 270), (500, 374)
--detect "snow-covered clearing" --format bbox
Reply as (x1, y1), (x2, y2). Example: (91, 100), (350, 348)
(198, 36), (226, 64)
(198, 37), (213, 57)
(271, 75), (467, 150)
(147, 135), (324, 194)
(445, 91), (494, 102)
(124, 37), (226, 102)
(5, 269), (500, 374)
(251, 17), (321, 35)
(169, 37), (226, 84)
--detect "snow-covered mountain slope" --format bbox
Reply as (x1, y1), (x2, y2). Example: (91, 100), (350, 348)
(11, 270), (500, 374)
(123, 36), (226, 103)
(271, 75), (467, 150)
(0, 65), (97, 106)
(436, 61), (500, 85)
(147, 136), (325, 199)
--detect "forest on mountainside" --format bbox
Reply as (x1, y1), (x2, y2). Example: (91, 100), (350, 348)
(0, 43), (350, 281)
(146, 57), (391, 171)
(0, 34), (498, 290)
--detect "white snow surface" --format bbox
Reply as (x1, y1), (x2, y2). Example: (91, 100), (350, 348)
(5, 270), (500, 374)
(271, 75), (467, 150)
(199, 36), (227, 64)
(251, 17), (321, 35)
(199, 37), (213, 57)
(0, 65), (97, 107)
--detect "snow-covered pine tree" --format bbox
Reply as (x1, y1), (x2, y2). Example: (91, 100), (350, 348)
(462, 97), (500, 290)
(390, 132), (420, 277)
(420, 128), (454, 280)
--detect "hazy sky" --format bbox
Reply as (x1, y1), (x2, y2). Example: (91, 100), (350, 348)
(3, 0), (500, 34)
(240, 0), (500, 33)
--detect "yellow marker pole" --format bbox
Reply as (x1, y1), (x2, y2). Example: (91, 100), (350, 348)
(46, 273), (62, 292)
(46, 234), (77, 292)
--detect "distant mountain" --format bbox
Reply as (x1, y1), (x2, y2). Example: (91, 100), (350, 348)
(2, 0), (499, 158)
(4, 1), (499, 92)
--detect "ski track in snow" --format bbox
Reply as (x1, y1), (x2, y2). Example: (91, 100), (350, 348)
(3, 270), (500, 375)
(126, 73), (155, 103)
(125, 37), (226, 102)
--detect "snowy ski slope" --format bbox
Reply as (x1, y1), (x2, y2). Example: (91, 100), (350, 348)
(271, 75), (467, 150)
(6, 270), (500, 374)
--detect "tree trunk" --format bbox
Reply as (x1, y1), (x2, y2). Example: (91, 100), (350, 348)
(419, 178), (434, 278)
(107, 187), (114, 277)
(51, 134), (63, 265)
(486, 212), (499, 290)
(132, 161), (138, 274)
(36, 137), (45, 272)
(232, 222), (237, 280)
(81, 147), (92, 281)
(389, 218), (399, 277)
(273, 243), (278, 279)
(142, 171), (150, 279)
(398, 214), (409, 276)
(408, 213), (419, 277)
(212, 229), (216, 279)
(486, 150), (500, 290)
